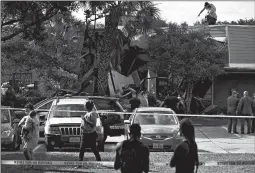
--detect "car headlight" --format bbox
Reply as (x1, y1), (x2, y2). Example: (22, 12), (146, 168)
(2, 130), (12, 137)
(46, 126), (61, 135)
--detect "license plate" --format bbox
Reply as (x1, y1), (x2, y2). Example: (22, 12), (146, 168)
(69, 137), (80, 143)
(110, 126), (124, 129)
(153, 143), (164, 149)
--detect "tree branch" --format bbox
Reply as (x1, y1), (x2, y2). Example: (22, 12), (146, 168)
(1, 8), (58, 41)
(2, 18), (22, 27)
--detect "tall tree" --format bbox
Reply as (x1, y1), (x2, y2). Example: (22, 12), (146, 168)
(1, 1), (77, 41)
(147, 23), (227, 113)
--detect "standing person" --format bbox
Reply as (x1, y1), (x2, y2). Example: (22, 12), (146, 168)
(252, 93), (255, 133)
(160, 93), (179, 113)
(114, 124), (150, 173)
(21, 110), (40, 169)
(227, 91), (239, 134)
(170, 118), (199, 173)
(75, 101), (101, 169)
(237, 91), (253, 134)
(18, 103), (35, 144)
(129, 90), (141, 112)
(198, 2), (217, 25)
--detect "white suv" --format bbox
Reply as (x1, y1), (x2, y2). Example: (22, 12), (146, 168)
(44, 96), (104, 151)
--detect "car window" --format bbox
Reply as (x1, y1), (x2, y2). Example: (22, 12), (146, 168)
(134, 111), (177, 125)
(93, 99), (121, 111)
(1, 110), (10, 123)
(49, 104), (86, 118)
(37, 100), (54, 111)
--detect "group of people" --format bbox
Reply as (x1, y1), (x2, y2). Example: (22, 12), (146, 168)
(227, 91), (255, 134)
(75, 100), (199, 173)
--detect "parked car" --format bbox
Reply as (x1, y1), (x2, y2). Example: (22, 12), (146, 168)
(1, 106), (21, 150)
(124, 107), (183, 151)
(44, 96), (105, 151)
(34, 95), (126, 140)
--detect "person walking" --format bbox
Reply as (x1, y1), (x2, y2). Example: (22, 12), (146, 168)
(114, 124), (150, 173)
(252, 93), (255, 133)
(170, 118), (199, 173)
(75, 101), (101, 169)
(237, 91), (253, 134)
(227, 91), (239, 134)
(20, 110), (40, 170)
(198, 2), (217, 25)
(18, 103), (35, 145)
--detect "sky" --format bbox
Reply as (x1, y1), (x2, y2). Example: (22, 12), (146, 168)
(72, 1), (255, 26)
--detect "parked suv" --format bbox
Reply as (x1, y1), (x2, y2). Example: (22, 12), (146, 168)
(44, 96), (105, 151)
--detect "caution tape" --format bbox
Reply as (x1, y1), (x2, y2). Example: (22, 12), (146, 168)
(1, 160), (255, 166)
(1, 107), (255, 119)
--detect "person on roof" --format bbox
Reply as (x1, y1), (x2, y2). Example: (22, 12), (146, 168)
(198, 2), (217, 25)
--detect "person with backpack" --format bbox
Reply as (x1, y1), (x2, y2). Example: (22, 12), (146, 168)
(114, 124), (150, 173)
(170, 118), (199, 173)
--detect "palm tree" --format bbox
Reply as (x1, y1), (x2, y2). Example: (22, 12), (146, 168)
(76, 1), (160, 95)
(96, 1), (160, 95)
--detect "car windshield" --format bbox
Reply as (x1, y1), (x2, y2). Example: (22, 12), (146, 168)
(1, 110), (10, 123)
(49, 104), (85, 118)
(134, 111), (177, 125)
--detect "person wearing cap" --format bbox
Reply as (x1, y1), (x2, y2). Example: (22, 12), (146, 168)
(227, 91), (239, 134)
(198, 2), (217, 25)
(237, 91), (253, 134)
(114, 124), (150, 173)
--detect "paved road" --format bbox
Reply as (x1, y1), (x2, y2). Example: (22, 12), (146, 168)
(2, 125), (254, 154)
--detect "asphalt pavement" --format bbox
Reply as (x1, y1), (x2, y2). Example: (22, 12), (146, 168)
(2, 124), (254, 154)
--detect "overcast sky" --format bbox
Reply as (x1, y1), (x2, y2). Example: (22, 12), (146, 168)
(73, 1), (255, 26)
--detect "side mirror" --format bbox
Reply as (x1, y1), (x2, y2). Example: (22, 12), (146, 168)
(124, 120), (130, 124)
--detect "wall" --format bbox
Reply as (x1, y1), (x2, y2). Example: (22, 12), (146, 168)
(227, 26), (255, 67)
(213, 73), (255, 108)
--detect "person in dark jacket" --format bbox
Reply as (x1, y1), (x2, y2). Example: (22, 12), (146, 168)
(237, 91), (253, 134)
(160, 94), (179, 113)
(170, 118), (199, 173)
(227, 91), (239, 133)
(114, 124), (150, 173)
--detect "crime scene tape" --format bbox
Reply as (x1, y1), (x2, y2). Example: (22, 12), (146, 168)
(2, 160), (255, 167)
(1, 107), (255, 119)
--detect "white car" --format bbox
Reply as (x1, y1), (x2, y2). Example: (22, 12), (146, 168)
(124, 107), (183, 151)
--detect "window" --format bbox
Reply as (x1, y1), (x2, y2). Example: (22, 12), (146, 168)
(1, 110), (10, 123)
(93, 99), (121, 112)
(38, 101), (54, 110)
(134, 111), (177, 125)
(49, 104), (85, 118)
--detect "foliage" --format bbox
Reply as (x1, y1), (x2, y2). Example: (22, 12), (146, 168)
(148, 22), (226, 82)
(147, 22), (227, 112)
(1, 1), (78, 41)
